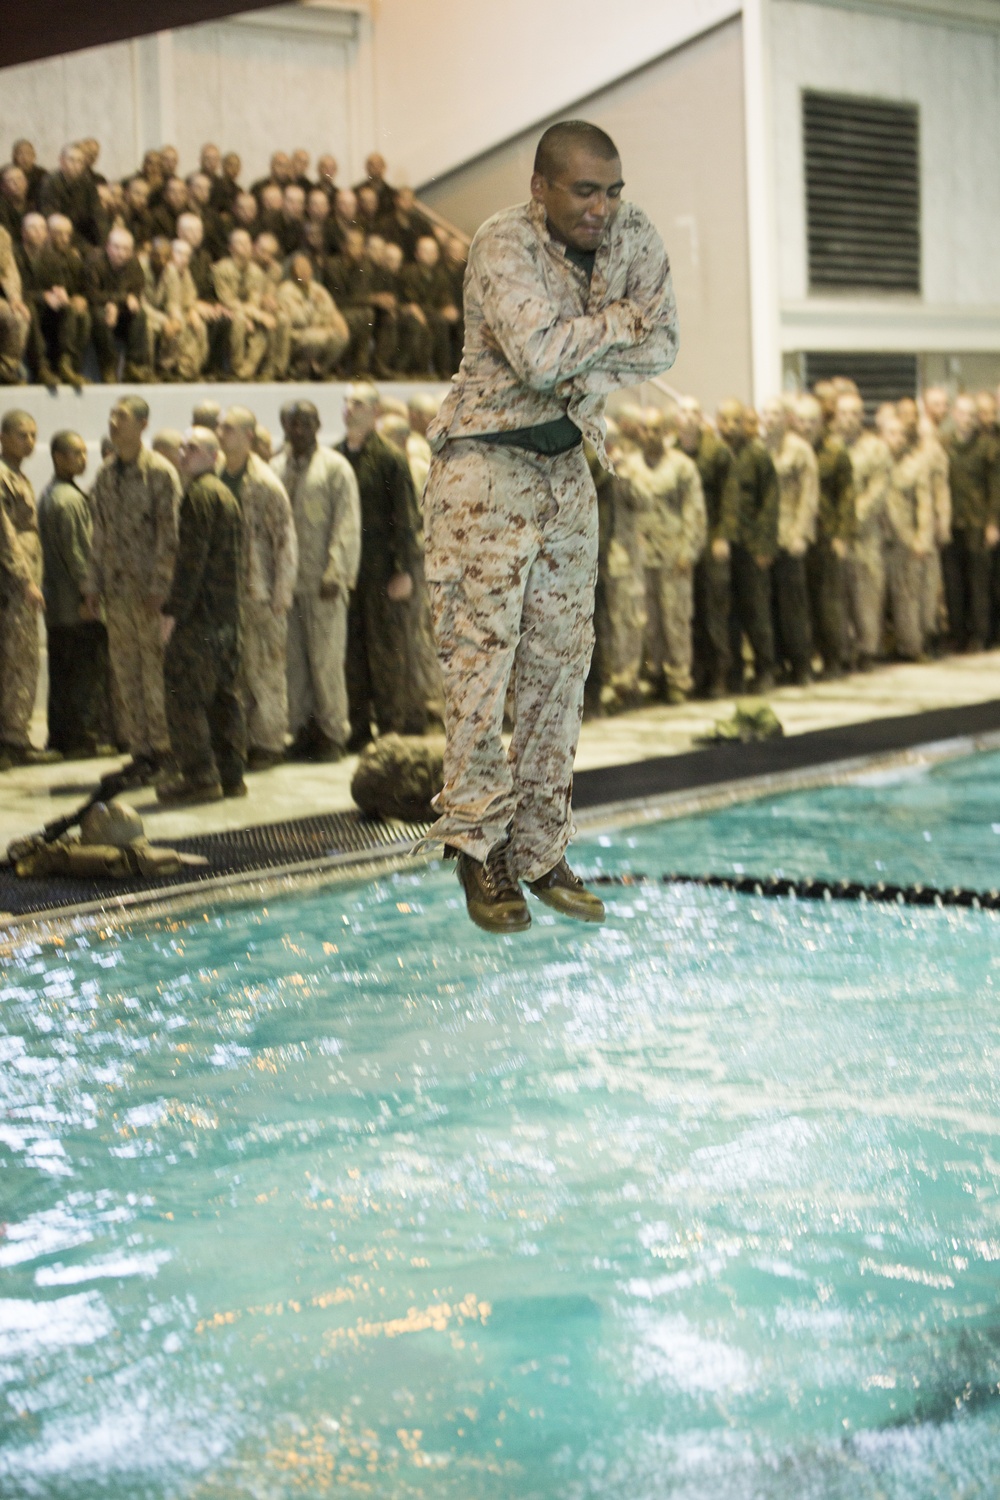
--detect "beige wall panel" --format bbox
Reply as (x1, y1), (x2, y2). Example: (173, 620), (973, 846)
(0, 40), (138, 181)
(419, 19), (752, 410)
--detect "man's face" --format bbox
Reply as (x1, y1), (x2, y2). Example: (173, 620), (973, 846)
(317, 155), (337, 183)
(284, 185), (305, 219)
(171, 240), (191, 273)
(953, 398), (977, 442)
(344, 229), (366, 262)
(291, 150), (310, 177)
(976, 392), (997, 429)
(270, 152), (292, 183)
(81, 138), (99, 167)
(218, 414), (254, 468)
(834, 395), (863, 444)
(357, 187), (378, 218)
(12, 141), (35, 172)
(234, 194), (257, 228)
(230, 229), (252, 264)
(164, 178), (188, 212)
(149, 237), (171, 273)
(291, 255), (313, 287)
(178, 433), (216, 481)
(254, 234), (279, 268)
(2, 167), (26, 204)
(795, 403), (824, 447)
(383, 243), (403, 275)
(343, 393), (377, 437)
(716, 401), (746, 448)
(261, 183), (283, 214)
(896, 398), (919, 443)
(201, 144), (221, 176)
(109, 404), (144, 453)
(531, 145), (624, 252)
(223, 153), (241, 181)
(308, 189), (329, 221)
(366, 154), (386, 179)
(106, 231), (134, 270)
(415, 237), (439, 269)
(761, 398), (786, 441)
(61, 147), (85, 181)
(160, 147), (179, 175)
(675, 403), (701, 450)
(188, 174), (211, 208)
(1, 416), (36, 464)
(49, 218), (73, 252)
(21, 215), (47, 253)
(283, 409), (320, 456)
(924, 388), (949, 426)
(883, 415), (908, 458)
(127, 177), (150, 210)
(177, 213), (203, 250)
(336, 190), (357, 220)
(55, 434), (88, 478)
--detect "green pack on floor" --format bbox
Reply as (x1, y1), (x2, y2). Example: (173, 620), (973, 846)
(7, 799), (209, 880)
(695, 700), (784, 745)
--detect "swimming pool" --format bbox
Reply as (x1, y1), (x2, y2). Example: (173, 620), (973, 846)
(2, 750), (999, 1497)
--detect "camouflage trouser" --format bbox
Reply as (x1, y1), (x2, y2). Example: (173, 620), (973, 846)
(920, 545), (944, 641)
(0, 302), (29, 382)
(845, 537), (886, 659)
(156, 316), (209, 381)
(424, 438), (598, 881)
(241, 599), (289, 755)
(885, 544), (924, 659)
(602, 544), (646, 695)
(0, 586), (40, 746)
(286, 590), (349, 747)
(104, 591), (171, 757)
(164, 621), (246, 789)
(644, 563), (694, 692)
(227, 311), (269, 380)
(287, 326), (349, 380)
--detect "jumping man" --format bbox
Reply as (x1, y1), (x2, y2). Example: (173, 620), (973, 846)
(423, 120), (679, 933)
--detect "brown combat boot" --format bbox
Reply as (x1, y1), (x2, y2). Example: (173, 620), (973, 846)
(527, 858), (606, 924)
(454, 839), (531, 935)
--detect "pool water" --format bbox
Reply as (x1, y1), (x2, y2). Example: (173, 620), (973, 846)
(2, 751), (1000, 1498)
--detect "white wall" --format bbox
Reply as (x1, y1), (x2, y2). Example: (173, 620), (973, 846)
(370, 0), (740, 185)
(772, 0), (1000, 354)
(0, 6), (370, 185)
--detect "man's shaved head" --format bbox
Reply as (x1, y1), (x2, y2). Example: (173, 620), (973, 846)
(534, 120), (619, 180)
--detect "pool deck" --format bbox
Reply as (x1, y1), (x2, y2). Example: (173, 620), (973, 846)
(2, 648), (1000, 855)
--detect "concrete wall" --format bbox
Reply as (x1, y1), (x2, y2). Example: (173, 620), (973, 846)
(418, 19), (753, 410)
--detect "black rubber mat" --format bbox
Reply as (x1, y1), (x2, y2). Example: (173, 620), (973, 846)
(571, 697), (1000, 809)
(2, 696), (998, 923)
(0, 808), (428, 920)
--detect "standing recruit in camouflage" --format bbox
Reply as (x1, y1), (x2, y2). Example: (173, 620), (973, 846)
(423, 120), (678, 934)
(835, 392), (891, 670)
(84, 397), (181, 769)
(762, 397), (818, 686)
(0, 410), (48, 766)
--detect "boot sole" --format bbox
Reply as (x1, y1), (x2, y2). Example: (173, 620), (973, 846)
(528, 888), (606, 924)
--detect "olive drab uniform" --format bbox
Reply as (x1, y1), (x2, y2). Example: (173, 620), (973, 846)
(807, 433), (856, 674)
(0, 227), (31, 384)
(884, 442), (934, 660)
(0, 458), (41, 750)
(271, 443), (361, 751)
(37, 474), (111, 755)
(424, 196), (678, 880)
(770, 429), (818, 681)
(221, 453), (298, 757)
(212, 256), (271, 380)
(162, 473), (246, 791)
(943, 429), (998, 652)
(85, 448), (181, 759)
(727, 439), (779, 686)
(619, 445), (705, 696)
(920, 433), (951, 645)
(690, 428), (738, 695)
(844, 430), (892, 664)
(335, 428), (423, 743)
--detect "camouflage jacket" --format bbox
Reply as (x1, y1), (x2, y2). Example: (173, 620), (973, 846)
(946, 430), (1000, 533)
(770, 430), (819, 555)
(685, 427), (738, 543)
(0, 457), (39, 594)
(619, 445), (706, 568)
(229, 452), (298, 612)
(885, 445), (934, 552)
(846, 431), (891, 547)
(85, 447), (181, 601)
(165, 473), (242, 632)
(813, 433), (856, 543)
(729, 440), (779, 560)
(921, 435), (951, 545)
(428, 197), (678, 468)
(271, 443), (361, 598)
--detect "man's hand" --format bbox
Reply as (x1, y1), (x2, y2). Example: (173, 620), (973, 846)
(986, 524), (1000, 549)
(71, 294), (88, 314)
(789, 539), (808, 558)
(710, 538), (730, 562)
(125, 294), (140, 314)
(104, 302), (118, 328)
(405, 303), (427, 327)
(441, 304), (460, 324)
(319, 578), (340, 601)
(831, 538), (848, 559)
(160, 614), (175, 646)
(25, 581), (43, 611)
(754, 554), (772, 570)
(386, 571), (413, 603)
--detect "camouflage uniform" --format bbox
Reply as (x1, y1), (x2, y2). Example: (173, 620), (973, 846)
(727, 439), (779, 685)
(943, 430), (998, 650)
(144, 259), (207, 380)
(920, 434), (951, 643)
(85, 449), (181, 759)
(424, 196), (678, 878)
(0, 226), (31, 383)
(0, 458), (41, 748)
(620, 446), (705, 694)
(163, 474), (246, 790)
(770, 430), (818, 680)
(223, 454), (298, 757)
(689, 428), (738, 694)
(844, 430), (891, 662)
(271, 443), (361, 750)
(807, 434), (855, 674)
(589, 453), (648, 705)
(275, 278), (349, 379)
(37, 474), (110, 754)
(884, 443), (933, 660)
(212, 256), (270, 380)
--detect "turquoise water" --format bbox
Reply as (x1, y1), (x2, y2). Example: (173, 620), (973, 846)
(2, 751), (1000, 1498)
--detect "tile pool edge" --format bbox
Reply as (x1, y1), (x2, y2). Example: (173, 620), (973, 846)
(3, 726), (999, 947)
